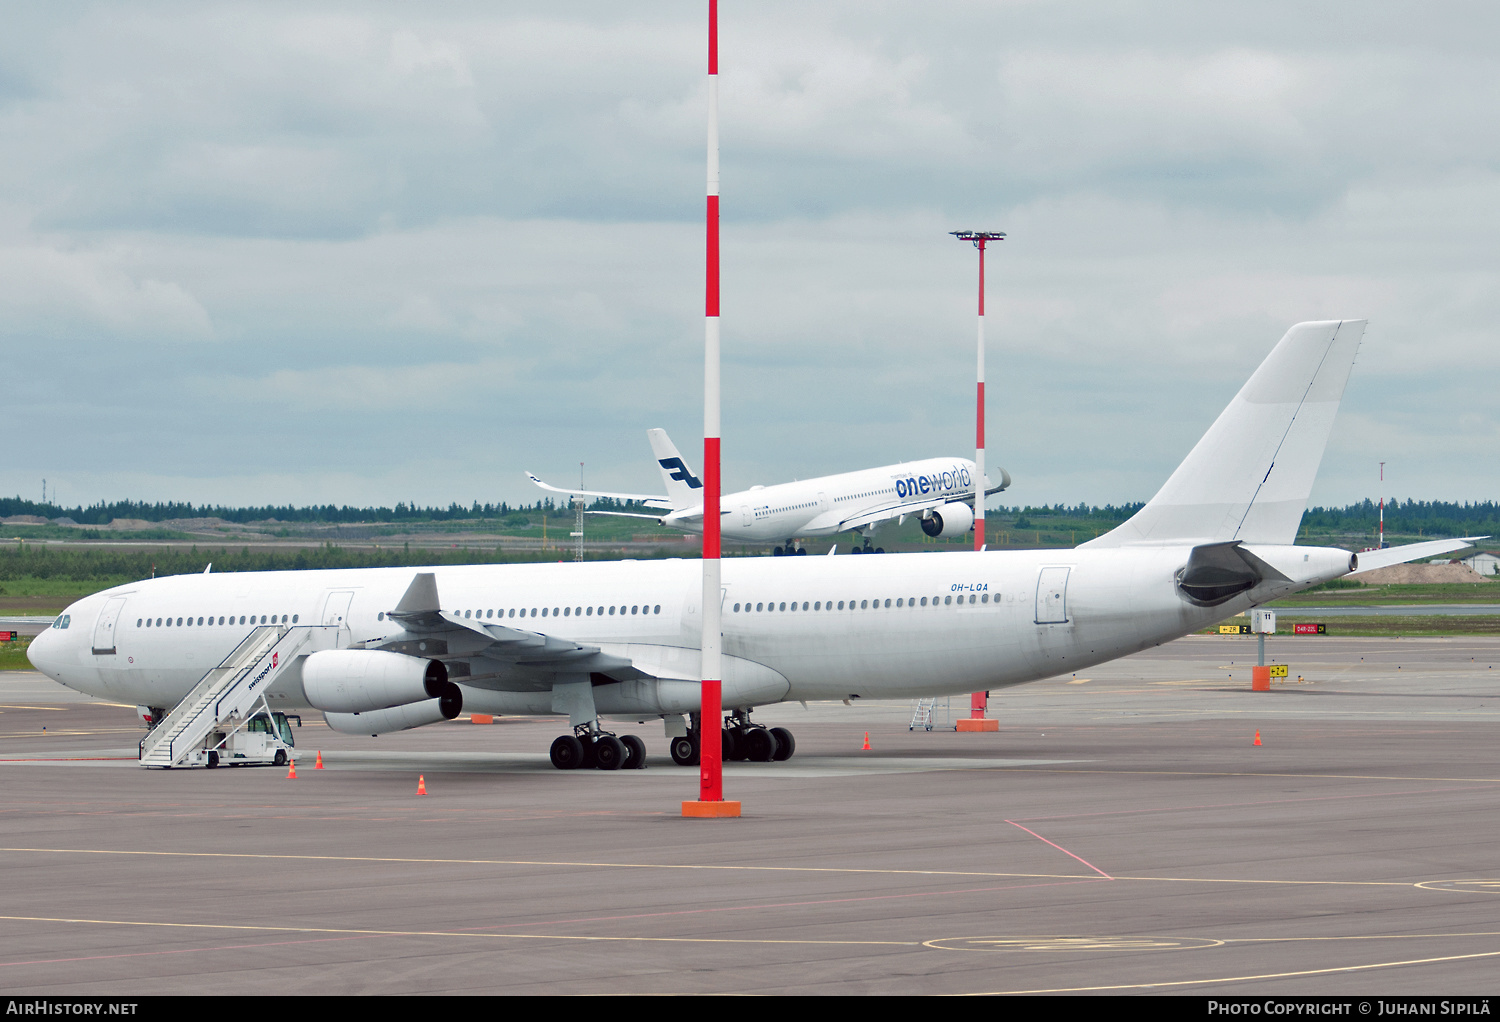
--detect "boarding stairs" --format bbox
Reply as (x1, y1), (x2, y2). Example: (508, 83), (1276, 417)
(139, 624), (337, 768)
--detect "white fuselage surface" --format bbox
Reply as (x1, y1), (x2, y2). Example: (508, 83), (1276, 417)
(28, 543), (1351, 717)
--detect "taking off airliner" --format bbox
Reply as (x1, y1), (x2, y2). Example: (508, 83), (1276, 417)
(527, 429), (1011, 554)
(27, 321), (1478, 773)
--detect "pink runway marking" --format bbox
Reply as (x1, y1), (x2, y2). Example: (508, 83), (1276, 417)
(1005, 819), (1114, 880)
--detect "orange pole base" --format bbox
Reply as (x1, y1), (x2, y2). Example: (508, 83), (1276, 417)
(682, 800), (742, 818)
(1252, 666), (1271, 692)
(956, 718), (1000, 732)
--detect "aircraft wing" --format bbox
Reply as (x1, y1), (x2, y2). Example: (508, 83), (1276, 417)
(380, 573), (649, 685)
(525, 472), (677, 510)
(828, 494), (977, 533)
(584, 510), (667, 521)
(1349, 537), (1488, 574)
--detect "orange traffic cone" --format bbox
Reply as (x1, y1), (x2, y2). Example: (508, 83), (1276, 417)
(314, 751), (324, 770)
(287, 759), (297, 779)
(1253, 730), (1262, 746)
(862, 731), (870, 751)
(416, 774), (427, 795)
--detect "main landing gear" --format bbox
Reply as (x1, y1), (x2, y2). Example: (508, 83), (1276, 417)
(772, 543), (807, 556)
(550, 725), (648, 771)
(668, 710), (796, 766)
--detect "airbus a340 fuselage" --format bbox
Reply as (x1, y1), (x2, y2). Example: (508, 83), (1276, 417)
(26, 542), (1355, 718)
(27, 321), (1479, 769)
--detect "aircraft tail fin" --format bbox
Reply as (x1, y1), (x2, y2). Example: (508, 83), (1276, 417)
(1084, 319), (1366, 549)
(647, 429), (704, 509)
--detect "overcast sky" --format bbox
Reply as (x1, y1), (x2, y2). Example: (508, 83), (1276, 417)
(4, 1), (1497, 513)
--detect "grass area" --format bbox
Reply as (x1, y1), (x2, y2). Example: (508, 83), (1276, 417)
(1271, 581), (1499, 606)
(0, 577), (136, 598)
(0, 637), (33, 671)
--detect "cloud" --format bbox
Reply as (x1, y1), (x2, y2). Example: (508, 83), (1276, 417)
(0, 229), (213, 340)
(0, 2), (1497, 511)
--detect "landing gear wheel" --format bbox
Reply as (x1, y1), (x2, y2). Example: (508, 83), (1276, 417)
(875, 547), (885, 554)
(593, 735), (626, 770)
(271, 750), (285, 767)
(769, 727), (795, 761)
(722, 728), (742, 762)
(670, 735), (699, 766)
(773, 546), (784, 556)
(207, 751), (220, 768)
(620, 734), (647, 769)
(743, 727), (779, 762)
(550, 735), (586, 769)
(850, 546), (862, 554)
(797, 547), (807, 555)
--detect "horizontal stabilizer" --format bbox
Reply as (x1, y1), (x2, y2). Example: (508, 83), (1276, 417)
(1350, 537), (1487, 574)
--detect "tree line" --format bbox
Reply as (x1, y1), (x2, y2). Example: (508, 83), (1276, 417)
(0, 495), (649, 525)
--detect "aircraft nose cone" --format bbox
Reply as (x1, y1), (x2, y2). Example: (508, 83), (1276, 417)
(26, 628), (61, 677)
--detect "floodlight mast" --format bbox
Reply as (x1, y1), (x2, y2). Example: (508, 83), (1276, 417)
(1379, 461), (1385, 549)
(949, 230), (1004, 552)
(951, 230), (1004, 722)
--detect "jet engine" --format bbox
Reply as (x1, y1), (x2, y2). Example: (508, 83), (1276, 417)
(302, 649), (455, 714)
(324, 695), (461, 736)
(921, 502), (974, 538)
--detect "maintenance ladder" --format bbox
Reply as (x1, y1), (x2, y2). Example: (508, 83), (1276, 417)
(139, 625), (336, 768)
(909, 696), (955, 731)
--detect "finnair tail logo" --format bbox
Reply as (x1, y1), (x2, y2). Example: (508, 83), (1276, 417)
(659, 458), (703, 489)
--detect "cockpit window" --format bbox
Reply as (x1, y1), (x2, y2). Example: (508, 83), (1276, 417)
(53, 615), (71, 629)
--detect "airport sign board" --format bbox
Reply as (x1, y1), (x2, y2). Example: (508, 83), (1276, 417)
(1293, 623), (1327, 635)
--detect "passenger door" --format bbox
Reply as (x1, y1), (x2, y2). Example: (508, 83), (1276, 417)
(1034, 567), (1071, 625)
(91, 597), (127, 656)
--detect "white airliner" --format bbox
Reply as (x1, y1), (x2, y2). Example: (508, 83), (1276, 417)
(527, 428), (1011, 554)
(28, 321), (1479, 773)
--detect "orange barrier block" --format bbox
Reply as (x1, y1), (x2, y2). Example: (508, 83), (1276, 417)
(682, 800), (742, 818)
(956, 718), (1000, 732)
(470, 714), (494, 724)
(1252, 666), (1271, 691)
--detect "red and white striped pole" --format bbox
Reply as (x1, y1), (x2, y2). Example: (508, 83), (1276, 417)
(951, 230), (1004, 724)
(685, 0), (738, 818)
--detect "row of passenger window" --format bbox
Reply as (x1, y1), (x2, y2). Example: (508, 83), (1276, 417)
(137, 614), (297, 628)
(734, 593), (991, 612)
(375, 605), (663, 623)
